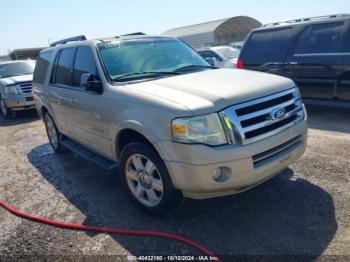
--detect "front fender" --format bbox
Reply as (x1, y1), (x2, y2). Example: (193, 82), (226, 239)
(112, 120), (170, 161)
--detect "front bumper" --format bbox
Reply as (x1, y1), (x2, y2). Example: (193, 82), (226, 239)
(2, 94), (35, 111)
(160, 120), (308, 199)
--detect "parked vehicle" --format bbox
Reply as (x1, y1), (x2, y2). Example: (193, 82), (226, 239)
(197, 46), (240, 68)
(0, 60), (36, 118)
(230, 41), (244, 49)
(238, 14), (350, 101)
(33, 34), (307, 215)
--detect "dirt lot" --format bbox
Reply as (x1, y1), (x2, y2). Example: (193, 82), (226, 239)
(0, 105), (349, 261)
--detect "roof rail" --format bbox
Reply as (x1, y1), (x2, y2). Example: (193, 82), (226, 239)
(262, 14), (350, 28)
(117, 32), (146, 38)
(50, 35), (87, 47)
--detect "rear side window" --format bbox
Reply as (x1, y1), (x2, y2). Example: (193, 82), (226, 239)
(72, 47), (98, 87)
(33, 51), (53, 84)
(51, 48), (75, 86)
(293, 22), (345, 54)
(240, 28), (292, 63)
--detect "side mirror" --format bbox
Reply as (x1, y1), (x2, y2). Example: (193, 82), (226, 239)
(205, 57), (218, 67)
(80, 73), (103, 93)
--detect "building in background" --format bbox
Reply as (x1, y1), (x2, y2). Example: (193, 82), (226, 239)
(0, 55), (11, 62)
(162, 16), (261, 48)
(8, 47), (45, 60)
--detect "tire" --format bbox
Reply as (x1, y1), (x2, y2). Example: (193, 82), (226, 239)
(0, 99), (16, 119)
(44, 113), (66, 153)
(119, 143), (183, 215)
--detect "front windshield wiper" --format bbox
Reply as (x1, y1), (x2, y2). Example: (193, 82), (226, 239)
(173, 64), (214, 73)
(112, 71), (180, 81)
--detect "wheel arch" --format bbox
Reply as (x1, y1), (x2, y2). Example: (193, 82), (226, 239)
(115, 126), (168, 161)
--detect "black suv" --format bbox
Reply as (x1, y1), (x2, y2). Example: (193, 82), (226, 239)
(238, 14), (350, 101)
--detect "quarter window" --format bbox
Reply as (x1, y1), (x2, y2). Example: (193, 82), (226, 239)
(240, 28), (292, 63)
(294, 22), (345, 54)
(72, 47), (98, 87)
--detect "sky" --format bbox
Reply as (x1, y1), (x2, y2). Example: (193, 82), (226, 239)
(0, 0), (349, 55)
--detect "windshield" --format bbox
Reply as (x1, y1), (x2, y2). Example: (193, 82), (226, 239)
(0, 61), (35, 79)
(98, 38), (210, 81)
(213, 47), (240, 60)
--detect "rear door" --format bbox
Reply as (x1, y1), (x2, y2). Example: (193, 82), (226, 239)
(48, 47), (76, 136)
(339, 21), (350, 100)
(285, 21), (347, 99)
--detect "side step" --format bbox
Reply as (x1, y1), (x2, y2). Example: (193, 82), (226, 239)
(60, 136), (119, 172)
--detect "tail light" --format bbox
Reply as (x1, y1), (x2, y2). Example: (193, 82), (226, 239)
(236, 59), (244, 69)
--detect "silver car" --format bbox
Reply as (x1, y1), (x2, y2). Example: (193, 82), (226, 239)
(0, 60), (36, 118)
(197, 46), (240, 68)
(33, 35), (308, 215)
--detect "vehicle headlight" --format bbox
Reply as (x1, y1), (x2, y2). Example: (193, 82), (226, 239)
(295, 87), (302, 100)
(172, 113), (227, 146)
(4, 85), (19, 95)
(294, 87), (307, 120)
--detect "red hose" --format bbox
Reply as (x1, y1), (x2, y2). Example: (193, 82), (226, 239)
(0, 199), (220, 261)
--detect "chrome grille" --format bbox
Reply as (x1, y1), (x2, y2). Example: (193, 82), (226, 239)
(17, 82), (32, 94)
(221, 88), (305, 144)
(25, 97), (34, 101)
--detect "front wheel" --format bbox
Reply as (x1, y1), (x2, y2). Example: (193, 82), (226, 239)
(0, 99), (15, 119)
(119, 143), (183, 215)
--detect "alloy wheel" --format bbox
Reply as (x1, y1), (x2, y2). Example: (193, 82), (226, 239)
(125, 154), (164, 207)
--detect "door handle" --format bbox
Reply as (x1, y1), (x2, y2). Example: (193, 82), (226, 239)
(288, 62), (299, 65)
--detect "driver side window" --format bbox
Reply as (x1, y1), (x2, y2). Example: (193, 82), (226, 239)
(72, 46), (99, 87)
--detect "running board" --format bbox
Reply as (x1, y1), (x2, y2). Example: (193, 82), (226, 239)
(60, 136), (119, 172)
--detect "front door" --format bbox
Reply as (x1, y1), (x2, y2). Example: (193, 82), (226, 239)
(66, 46), (112, 158)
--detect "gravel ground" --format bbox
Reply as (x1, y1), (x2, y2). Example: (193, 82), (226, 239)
(0, 105), (349, 261)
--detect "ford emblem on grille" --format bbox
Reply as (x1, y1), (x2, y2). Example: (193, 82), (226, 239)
(269, 107), (286, 120)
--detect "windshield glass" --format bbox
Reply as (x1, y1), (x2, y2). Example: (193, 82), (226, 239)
(0, 61), (35, 79)
(214, 47), (240, 60)
(98, 38), (210, 81)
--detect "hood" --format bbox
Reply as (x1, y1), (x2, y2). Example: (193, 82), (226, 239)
(127, 69), (295, 115)
(0, 74), (33, 86)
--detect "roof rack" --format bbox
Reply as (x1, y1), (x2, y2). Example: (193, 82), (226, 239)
(50, 35), (87, 47)
(262, 14), (350, 28)
(117, 32), (146, 38)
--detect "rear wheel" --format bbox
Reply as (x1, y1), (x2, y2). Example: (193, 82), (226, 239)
(119, 143), (183, 215)
(0, 99), (15, 119)
(44, 113), (65, 153)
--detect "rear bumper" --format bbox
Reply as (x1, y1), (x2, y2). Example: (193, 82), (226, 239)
(160, 120), (307, 199)
(3, 95), (35, 111)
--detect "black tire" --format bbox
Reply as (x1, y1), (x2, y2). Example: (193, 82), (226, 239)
(119, 143), (183, 215)
(43, 112), (66, 153)
(0, 99), (16, 119)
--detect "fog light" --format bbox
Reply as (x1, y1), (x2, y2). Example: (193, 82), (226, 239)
(211, 168), (223, 181)
(14, 100), (19, 105)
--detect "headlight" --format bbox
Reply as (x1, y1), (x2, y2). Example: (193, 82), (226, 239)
(172, 113), (227, 146)
(4, 85), (19, 95)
